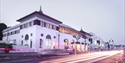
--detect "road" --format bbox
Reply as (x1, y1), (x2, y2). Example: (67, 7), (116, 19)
(0, 50), (123, 63)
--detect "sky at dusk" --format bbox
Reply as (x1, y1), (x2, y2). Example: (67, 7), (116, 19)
(0, 0), (124, 45)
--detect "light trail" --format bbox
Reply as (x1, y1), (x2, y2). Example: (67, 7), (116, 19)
(39, 50), (123, 63)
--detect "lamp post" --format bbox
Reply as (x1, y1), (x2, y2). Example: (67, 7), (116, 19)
(73, 35), (80, 55)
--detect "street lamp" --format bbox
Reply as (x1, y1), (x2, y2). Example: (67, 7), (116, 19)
(73, 35), (80, 55)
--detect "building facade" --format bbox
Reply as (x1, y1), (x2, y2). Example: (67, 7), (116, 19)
(2, 9), (104, 52)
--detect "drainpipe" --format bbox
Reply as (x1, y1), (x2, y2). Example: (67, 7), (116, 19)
(58, 34), (60, 49)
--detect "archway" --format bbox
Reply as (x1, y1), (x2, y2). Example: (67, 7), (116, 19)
(64, 38), (69, 49)
(46, 35), (51, 48)
(24, 34), (29, 46)
(81, 42), (85, 52)
(76, 42), (80, 51)
(71, 39), (75, 49)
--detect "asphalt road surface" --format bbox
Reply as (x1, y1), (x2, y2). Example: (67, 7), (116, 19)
(0, 50), (123, 63)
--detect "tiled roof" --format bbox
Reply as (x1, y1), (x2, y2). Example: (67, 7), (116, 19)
(79, 30), (92, 36)
(17, 11), (62, 24)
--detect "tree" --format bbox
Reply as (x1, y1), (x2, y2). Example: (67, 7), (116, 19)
(0, 23), (7, 40)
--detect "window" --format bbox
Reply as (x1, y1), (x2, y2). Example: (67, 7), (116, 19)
(50, 24), (52, 29)
(31, 33), (33, 36)
(7, 33), (9, 36)
(15, 31), (17, 34)
(29, 21), (32, 26)
(29, 21), (33, 27)
(20, 25), (23, 29)
(9, 32), (11, 35)
(42, 21), (44, 27)
(52, 25), (54, 29)
(11, 32), (12, 35)
(44, 22), (46, 27)
(24, 24), (26, 28)
(26, 22), (29, 28)
(56, 27), (59, 31)
(88, 38), (92, 44)
(30, 40), (32, 48)
(22, 35), (23, 38)
(64, 39), (69, 49)
(54, 26), (56, 30)
(40, 21), (43, 27)
(3, 34), (6, 37)
(46, 23), (48, 28)
(21, 41), (23, 45)
(13, 40), (16, 45)
(17, 30), (20, 33)
(34, 20), (40, 25)
(97, 40), (100, 45)
(46, 35), (51, 48)
(54, 36), (56, 39)
(40, 39), (43, 48)
(47, 23), (50, 28)
(47, 23), (49, 28)
(25, 34), (29, 40)
(24, 23), (28, 28)
(41, 33), (43, 37)
(12, 31), (14, 35)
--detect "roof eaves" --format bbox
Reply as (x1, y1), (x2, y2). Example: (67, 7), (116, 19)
(17, 11), (38, 22)
(39, 13), (62, 24)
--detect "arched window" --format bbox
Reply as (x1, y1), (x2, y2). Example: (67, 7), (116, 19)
(46, 35), (51, 48)
(24, 34), (29, 46)
(25, 34), (29, 40)
(64, 38), (69, 49)
(71, 39), (74, 48)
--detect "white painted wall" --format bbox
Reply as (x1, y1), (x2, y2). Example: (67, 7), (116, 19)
(19, 25), (36, 49)
(59, 33), (77, 49)
(35, 25), (59, 51)
(2, 27), (20, 45)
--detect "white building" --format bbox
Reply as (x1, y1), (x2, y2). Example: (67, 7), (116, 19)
(88, 33), (105, 50)
(2, 8), (103, 52)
